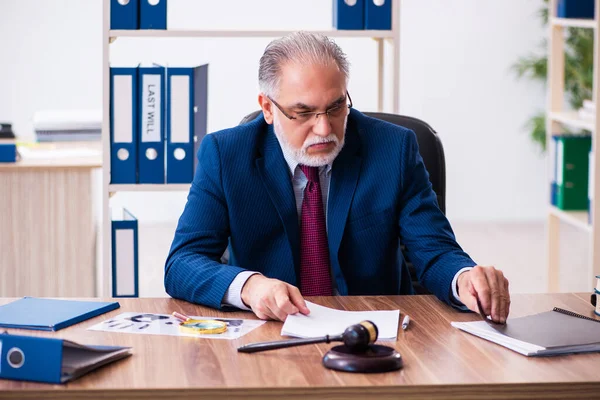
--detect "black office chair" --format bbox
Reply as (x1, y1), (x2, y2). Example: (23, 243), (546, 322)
(239, 111), (446, 295)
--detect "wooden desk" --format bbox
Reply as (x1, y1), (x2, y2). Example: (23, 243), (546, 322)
(0, 293), (599, 399)
(0, 143), (101, 297)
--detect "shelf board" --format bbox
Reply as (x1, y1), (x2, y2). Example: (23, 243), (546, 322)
(549, 206), (591, 232)
(551, 17), (596, 29)
(109, 29), (394, 39)
(108, 184), (191, 193)
(549, 111), (595, 132)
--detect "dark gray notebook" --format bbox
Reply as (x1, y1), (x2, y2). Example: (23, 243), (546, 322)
(452, 307), (600, 356)
(491, 308), (600, 348)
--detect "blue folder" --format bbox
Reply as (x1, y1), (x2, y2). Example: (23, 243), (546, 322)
(0, 333), (130, 384)
(364, 0), (392, 30)
(166, 64), (208, 184)
(110, 67), (139, 184)
(111, 208), (139, 298)
(138, 65), (166, 184)
(110, 0), (139, 30)
(333, 0), (364, 30)
(557, 0), (595, 19)
(0, 141), (17, 162)
(140, 0), (167, 30)
(0, 297), (120, 331)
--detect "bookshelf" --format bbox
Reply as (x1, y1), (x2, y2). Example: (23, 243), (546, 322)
(100, 0), (402, 296)
(547, 0), (600, 291)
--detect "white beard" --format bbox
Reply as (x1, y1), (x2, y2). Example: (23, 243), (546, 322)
(273, 116), (346, 167)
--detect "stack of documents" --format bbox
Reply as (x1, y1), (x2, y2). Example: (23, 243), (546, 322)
(282, 301), (400, 341)
(452, 308), (600, 356)
(33, 109), (101, 142)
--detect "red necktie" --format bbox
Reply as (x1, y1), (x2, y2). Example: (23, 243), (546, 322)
(299, 165), (333, 296)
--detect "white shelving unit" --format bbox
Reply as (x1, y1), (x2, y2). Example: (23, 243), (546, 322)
(100, 0), (401, 296)
(547, 0), (600, 291)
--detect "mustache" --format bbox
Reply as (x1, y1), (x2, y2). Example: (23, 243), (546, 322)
(303, 134), (339, 148)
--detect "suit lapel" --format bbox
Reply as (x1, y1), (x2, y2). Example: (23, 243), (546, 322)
(328, 117), (362, 273)
(255, 125), (300, 277)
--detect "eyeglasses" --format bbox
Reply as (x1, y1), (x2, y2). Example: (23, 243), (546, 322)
(268, 91), (352, 124)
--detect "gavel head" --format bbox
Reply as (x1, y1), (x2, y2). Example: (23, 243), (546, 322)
(342, 320), (379, 352)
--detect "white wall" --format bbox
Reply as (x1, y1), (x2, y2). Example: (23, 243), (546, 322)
(0, 0), (546, 223)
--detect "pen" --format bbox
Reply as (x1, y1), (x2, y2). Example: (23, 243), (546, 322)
(172, 311), (192, 323)
(402, 315), (410, 330)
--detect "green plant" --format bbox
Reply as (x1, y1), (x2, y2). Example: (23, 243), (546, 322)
(512, 0), (594, 152)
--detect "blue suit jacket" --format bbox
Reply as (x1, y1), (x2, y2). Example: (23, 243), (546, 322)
(165, 109), (476, 309)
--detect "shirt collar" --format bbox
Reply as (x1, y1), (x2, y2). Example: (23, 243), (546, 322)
(277, 137), (332, 178)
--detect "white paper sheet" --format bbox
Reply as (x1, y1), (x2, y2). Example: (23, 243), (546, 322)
(88, 312), (264, 340)
(281, 301), (400, 341)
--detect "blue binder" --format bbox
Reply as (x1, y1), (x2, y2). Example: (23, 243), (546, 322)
(0, 333), (130, 384)
(0, 297), (120, 331)
(140, 0), (167, 29)
(110, 67), (138, 184)
(110, 0), (139, 30)
(364, 0), (392, 30)
(333, 0), (364, 30)
(166, 64), (208, 184)
(111, 208), (139, 297)
(557, 0), (595, 19)
(551, 136), (559, 206)
(0, 141), (16, 162)
(138, 65), (165, 184)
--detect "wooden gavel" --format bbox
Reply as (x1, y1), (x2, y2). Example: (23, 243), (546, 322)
(237, 320), (379, 353)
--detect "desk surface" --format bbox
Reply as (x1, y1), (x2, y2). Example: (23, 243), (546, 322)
(0, 293), (598, 399)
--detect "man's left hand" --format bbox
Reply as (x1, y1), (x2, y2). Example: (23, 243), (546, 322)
(457, 265), (510, 324)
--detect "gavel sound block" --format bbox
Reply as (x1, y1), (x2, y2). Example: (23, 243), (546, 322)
(237, 320), (403, 373)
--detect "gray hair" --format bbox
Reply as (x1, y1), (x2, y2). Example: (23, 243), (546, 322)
(258, 31), (350, 97)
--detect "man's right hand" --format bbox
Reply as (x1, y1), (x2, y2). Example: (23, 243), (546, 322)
(241, 275), (310, 321)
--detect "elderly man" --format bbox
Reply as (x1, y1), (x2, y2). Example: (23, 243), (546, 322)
(165, 32), (510, 323)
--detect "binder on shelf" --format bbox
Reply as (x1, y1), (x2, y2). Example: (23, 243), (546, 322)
(333, 0), (364, 30)
(550, 135), (559, 206)
(166, 64), (208, 184)
(557, 0), (595, 19)
(138, 65), (165, 184)
(551, 134), (592, 211)
(140, 0), (167, 30)
(111, 208), (139, 298)
(590, 150), (594, 223)
(110, 67), (138, 184)
(0, 333), (130, 384)
(110, 0), (139, 30)
(364, 0), (392, 30)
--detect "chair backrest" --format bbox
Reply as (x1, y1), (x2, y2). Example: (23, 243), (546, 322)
(238, 111), (446, 295)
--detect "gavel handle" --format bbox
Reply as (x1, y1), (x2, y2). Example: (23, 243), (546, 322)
(237, 334), (342, 353)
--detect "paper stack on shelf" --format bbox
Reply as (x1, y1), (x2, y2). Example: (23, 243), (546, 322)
(578, 100), (596, 121)
(33, 109), (101, 142)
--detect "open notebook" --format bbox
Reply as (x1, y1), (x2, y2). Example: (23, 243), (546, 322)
(452, 307), (600, 356)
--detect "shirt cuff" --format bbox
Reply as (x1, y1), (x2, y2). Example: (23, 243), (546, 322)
(221, 271), (261, 310)
(450, 267), (473, 310)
